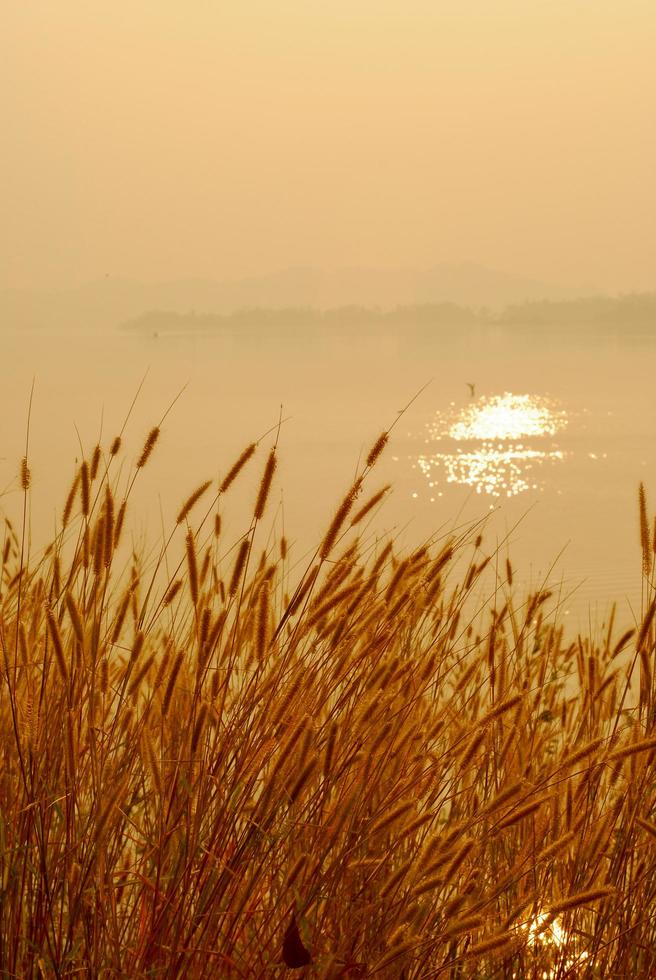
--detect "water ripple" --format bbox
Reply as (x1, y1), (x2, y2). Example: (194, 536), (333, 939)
(418, 392), (569, 497)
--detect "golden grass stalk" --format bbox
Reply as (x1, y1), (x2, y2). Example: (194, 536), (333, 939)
(443, 914), (485, 938)
(219, 442), (256, 493)
(285, 853), (308, 888)
(320, 480), (362, 559)
(186, 529), (199, 606)
(45, 604), (68, 683)
(176, 480), (212, 525)
(537, 830), (576, 863)
(2, 430), (653, 977)
(20, 457), (30, 491)
(548, 886), (615, 915)
(65, 592), (84, 646)
(379, 857), (414, 898)
(478, 694), (523, 727)
(62, 471), (80, 526)
(287, 754), (319, 803)
(162, 650), (185, 715)
(136, 427), (160, 468)
(636, 596), (656, 652)
(562, 736), (606, 768)
(608, 736), (656, 761)
(639, 482), (651, 576)
(163, 579), (183, 606)
(635, 814), (656, 839)
(80, 460), (90, 517)
(496, 797), (550, 832)
(365, 431), (389, 469)
(370, 801), (415, 836)
(468, 932), (515, 957)
(350, 486), (391, 527)
(483, 780), (525, 815)
(370, 940), (415, 972)
(254, 448), (277, 521)
(190, 702), (209, 754)
(229, 538), (250, 597)
(443, 838), (476, 882)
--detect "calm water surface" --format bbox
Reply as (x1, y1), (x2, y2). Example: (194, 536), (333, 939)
(1, 323), (654, 628)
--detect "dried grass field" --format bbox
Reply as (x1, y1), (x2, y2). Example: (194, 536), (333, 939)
(1, 413), (655, 978)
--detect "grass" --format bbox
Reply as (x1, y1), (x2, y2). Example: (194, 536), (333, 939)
(0, 421), (655, 978)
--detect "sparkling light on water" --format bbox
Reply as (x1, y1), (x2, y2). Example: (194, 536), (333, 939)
(514, 910), (590, 978)
(418, 392), (568, 498)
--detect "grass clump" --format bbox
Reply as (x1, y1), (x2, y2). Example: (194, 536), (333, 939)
(0, 425), (655, 978)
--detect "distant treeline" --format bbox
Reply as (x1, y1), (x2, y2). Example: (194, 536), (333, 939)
(123, 293), (656, 333)
(500, 293), (656, 328)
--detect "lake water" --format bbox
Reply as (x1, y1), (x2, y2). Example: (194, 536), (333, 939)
(1, 322), (654, 629)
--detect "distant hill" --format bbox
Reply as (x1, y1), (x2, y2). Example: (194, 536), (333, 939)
(0, 263), (593, 331)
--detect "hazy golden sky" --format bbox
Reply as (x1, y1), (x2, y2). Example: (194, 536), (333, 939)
(3, 1), (654, 290)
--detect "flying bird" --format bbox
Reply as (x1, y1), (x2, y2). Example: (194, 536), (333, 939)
(466, 382), (476, 398)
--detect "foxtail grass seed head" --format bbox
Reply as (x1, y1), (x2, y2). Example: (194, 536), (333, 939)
(366, 431), (389, 468)
(109, 435), (121, 456)
(176, 480), (212, 525)
(80, 460), (90, 516)
(636, 596), (656, 653)
(444, 915), (485, 938)
(191, 702), (209, 754)
(255, 581), (269, 660)
(254, 448), (277, 520)
(219, 442), (256, 494)
(103, 488), (115, 567)
(371, 941), (415, 973)
(549, 886), (614, 915)
(163, 578), (183, 606)
(320, 480), (362, 559)
(90, 444), (101, 480)
(62, 472), (79, 526)
(496, 797), (548, 832)
(65, 592), (84, 646)
(350, 486), (391, 526)
(162, 650), (185, 715)
(20, 457), (30, 491)
(45, 603), (68, 683)
(128, 652), (155, 700)
(229, 538), (250, 597)
(111, 590), (131, 645)
(636, 815), (656, 839)
(639, 482), (651, 575)
(608, 736), (656, 761)
(468, 932), (515, 958)
(370, 801), (415, 836)
(100, 656), (109, 694)
(136, 427), (160, 468)
(93, 515), (105, 578)
(186, 530), (199, 606)
(287, 754), (318, 803)
(114, 500), (127, 548)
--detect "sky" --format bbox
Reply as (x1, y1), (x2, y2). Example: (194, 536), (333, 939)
(2, 1), (655, 292)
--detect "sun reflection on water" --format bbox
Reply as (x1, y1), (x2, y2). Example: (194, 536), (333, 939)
(418, 393), (568, 498)
(514, 910), (590, 978)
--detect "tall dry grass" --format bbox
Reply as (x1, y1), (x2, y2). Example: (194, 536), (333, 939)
(0, 425), (655, 978)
